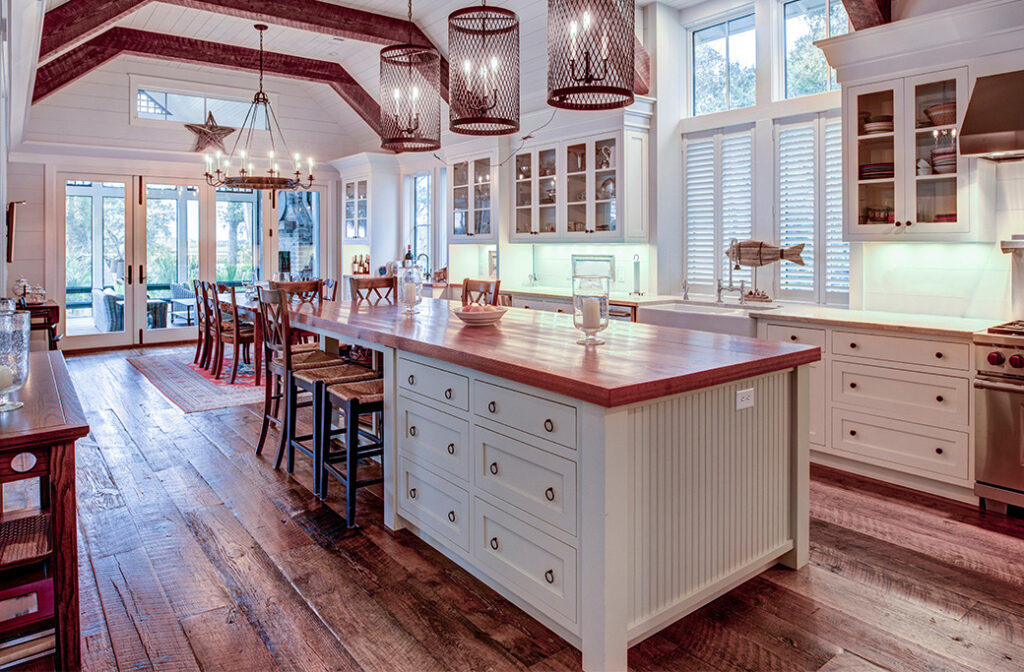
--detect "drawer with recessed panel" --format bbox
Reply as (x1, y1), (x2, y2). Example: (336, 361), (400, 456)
(398, 396), (470, 483)
(474, 381), (576, 449)
(398, 457), (470, 552)
(764, 323), (826, 349)
(831, 360), (969, 428)
(832, 330), (968, 371)
(398, 357), (469, 411)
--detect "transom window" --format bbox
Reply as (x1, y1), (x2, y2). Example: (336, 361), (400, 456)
(783, 0), (849, 99)
(691, 13), (756, 116)
(135, 88), (268, 130)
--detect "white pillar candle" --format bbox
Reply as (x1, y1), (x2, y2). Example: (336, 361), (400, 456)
(0, 365), (13, 390)
(581, 296), (601, 330)
(404, 282), (418, 303)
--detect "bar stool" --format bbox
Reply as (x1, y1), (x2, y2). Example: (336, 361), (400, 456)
(318, 378), (385, 527)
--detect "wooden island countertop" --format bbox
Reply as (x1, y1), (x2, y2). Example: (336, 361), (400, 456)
(289, 297), (820, 407)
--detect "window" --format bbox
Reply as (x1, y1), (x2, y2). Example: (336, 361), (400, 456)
(136, 88), (268, 130)
(783, 0), (849, 99)
(216, 188), (263, 283)
(776, 113), (848, 304)
(409, 173), (432, 269)
(684, 127), (754, 293)
(692, 13), (756, 116)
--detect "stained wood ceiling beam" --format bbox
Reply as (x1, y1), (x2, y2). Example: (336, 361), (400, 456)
(840, 0), (891, 30)
(34, 27), (382, 134)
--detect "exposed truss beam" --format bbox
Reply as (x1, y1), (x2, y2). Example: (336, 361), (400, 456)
(840, 0), (891, 30)
(34, 27), (382, 134)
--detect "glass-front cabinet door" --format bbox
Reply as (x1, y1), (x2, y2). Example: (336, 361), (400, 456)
(343, 177), (368, 243)
(848, 80), (903, 238)
(449, 154), (498, 243)
(563, 135), (620, 240)
(511, 147), (559, 241)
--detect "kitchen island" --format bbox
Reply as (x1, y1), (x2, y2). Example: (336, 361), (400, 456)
(289, 297), (819, 671)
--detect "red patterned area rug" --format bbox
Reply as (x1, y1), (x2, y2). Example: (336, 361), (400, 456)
(127, 354), (264, 413)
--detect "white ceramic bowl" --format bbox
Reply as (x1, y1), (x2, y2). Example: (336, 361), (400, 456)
(452, 306), (508, 326)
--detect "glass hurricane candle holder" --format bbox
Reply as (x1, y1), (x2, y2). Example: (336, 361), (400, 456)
(572, 275), (610, 346)
(0, 311), (30, 412)
(399, 263), (424, 315)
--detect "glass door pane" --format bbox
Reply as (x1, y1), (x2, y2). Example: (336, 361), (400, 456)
(216, 188), (262, 284)
(855, 88), (896, 226)
(142, 182), (200, 333)
(912, 78), (958, 225)
(277, 191), (321, 278)
(594, 138), (617, 234)
(452, 161), (469, 236)
(538, 148), (558, 235)
(514, 152), (532, 236)
(473, 158), (491, 237)
(566, 142), (588, 233)
(63, 179), (130, 339)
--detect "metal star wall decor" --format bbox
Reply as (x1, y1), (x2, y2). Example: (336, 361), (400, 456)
(185, 112), (236, 153)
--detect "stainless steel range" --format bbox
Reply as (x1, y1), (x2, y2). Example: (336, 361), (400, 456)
(973, 321), (1024, 512)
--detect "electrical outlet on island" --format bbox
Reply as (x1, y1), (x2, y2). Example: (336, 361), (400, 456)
(736, 388), (754, 410)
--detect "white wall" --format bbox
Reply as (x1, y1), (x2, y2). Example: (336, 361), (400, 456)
(4, 162), (44, 292)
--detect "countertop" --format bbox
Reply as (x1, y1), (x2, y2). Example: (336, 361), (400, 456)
(0, 351), (89, 448)
(751, 304), (993, 338)
(500, 285), (676, 308)
(289, 297), (819, 407)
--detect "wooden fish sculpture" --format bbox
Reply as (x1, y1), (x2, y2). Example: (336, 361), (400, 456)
(726, 239), (805, 268)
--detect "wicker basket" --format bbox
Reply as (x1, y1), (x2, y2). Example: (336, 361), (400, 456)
(924, 102), (956, 126)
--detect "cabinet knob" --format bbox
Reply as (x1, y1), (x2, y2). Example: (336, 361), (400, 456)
(444, 388), (453, 400)
(489, 462), (499, 475)
(543, 418), (554, 433)
(489, 537), (500, 550)
(545, 487), (555, 502)
(407, 374), (416, 385)
(935, 352), (944, 359)
(448, 510), (456, 523)
(849, 429), (857, 437)
(408, 488), (417, 499)
(544, 569), (555, 584)
(850, 342), (857, 349)
(409, 425), (417, 437)
(905, 221), (913, 227)
(936, 395), (944, 403)
(895, 221), (902, 227)
(935, 447), (944, 455)
(849, 382), (857, 389)
(790, 335), (798, 341)
(447, 443), (455, 455)
(487, 400), (497, 413)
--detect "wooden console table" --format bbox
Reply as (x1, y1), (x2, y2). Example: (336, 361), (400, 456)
(19, 301), (60, 351)
(0, 352), (88, 670)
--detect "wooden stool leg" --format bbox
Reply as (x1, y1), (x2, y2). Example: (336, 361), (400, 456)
(256, 368), (275, 456)
(311, 381), (324, 498)
(229, 338), (241, 385)
(275, 372), (294, 471)
(345, 399), (359, 528)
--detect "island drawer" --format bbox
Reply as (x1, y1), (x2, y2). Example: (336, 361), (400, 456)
(473, 497), (577, 625)
(832, 408), (969, 482)
(764, 323), (826, 348)
(398, 357), (469, 411)
(474, 427), (577, 535)
(398, 457), (470, 552)
(832, 330), (968, 371)
(474, 381), (577, 449)
(398, 396), (470, 483)
(831, 361), (969, 428)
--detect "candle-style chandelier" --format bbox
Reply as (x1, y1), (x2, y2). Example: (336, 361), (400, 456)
(203, 24), (315, 200)
(380, 0), (441, 152)
(546, 0), (635, 111)
(448, 1), (520, 136)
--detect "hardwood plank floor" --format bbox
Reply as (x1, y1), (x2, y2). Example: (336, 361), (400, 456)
(53, 346), (1024, 672)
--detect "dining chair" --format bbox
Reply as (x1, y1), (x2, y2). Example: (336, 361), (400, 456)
(461, 278), (501, 306)
(349, 276), (397, 303)
(192, 279), (209, 366)
(198, 281), (218, 371)
(270, 279), (323, 305)
(215, 284), (255, 384)
(322, 278), (339, 301)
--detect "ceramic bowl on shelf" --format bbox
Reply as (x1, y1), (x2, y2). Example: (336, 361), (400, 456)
(452, 305), (508, 326)
(924, 102), (957, 126)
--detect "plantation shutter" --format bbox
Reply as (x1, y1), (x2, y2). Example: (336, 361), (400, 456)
(720, 131), (753, 286)
(777, 121), (817, 297)
(823, 118), (849, 302)
(684, 138), (716, 290)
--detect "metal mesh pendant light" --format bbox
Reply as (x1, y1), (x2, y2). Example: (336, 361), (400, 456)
(547, 0), (635, 111)
(380, 0), (441, 152)
(448, 2), (520, 136)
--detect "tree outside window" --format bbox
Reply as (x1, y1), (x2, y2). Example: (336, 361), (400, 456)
(784, 0), (849, 99)
(411, 174), (432, 271)
(692, 13), (756, 116)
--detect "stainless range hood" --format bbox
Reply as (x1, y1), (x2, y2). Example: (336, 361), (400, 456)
(959, 69), (1024, 160)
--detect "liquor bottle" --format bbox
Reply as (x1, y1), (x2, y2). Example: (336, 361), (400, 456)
(404, 245), (413, 263)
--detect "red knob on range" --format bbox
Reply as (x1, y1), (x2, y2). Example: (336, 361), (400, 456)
(988, 351), (1006, 366)
(1009, 354), (1024, 369)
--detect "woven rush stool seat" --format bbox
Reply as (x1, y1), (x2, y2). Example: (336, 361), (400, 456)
(326, 379), (385, 406)
(268, 348), (346, 376)
(293, 364), (378, 386)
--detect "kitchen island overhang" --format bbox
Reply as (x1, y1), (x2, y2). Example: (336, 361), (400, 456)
(287, 298), (818, 671)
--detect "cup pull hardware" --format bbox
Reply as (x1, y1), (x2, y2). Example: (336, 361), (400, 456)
(447, 443), (455, 455)
(408, 488), (417, 499)
(409, 426), (417, 437)
(543, 418), (554, 433)
(489, 537), (499, 550)
(444, 388), (453, 400)
(487, 401), (497, 413)
(407, 374), (416, 385)
(489, 462), (499, 475)
(545, 487), (555, 502)
(544, 569), (555, 584)
(448, 510), (456, 523)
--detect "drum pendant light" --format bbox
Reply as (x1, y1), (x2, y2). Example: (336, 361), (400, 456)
(448, 1), (520, 136)
(546, 0), (635, 111)
(380, 0), (441, 152)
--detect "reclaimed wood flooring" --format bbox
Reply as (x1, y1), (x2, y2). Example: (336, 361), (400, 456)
(51, 347), (1024, 671)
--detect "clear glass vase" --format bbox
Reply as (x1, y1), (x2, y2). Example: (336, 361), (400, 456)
(0, 311), (31, 412)
(572, 275), (610, 346)
(399, 263), (423, 315)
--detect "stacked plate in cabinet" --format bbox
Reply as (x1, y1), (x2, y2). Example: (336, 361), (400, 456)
(931, 148), (957, 174)
(859, 162), (895, 180)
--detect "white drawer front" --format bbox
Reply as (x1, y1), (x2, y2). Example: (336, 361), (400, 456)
(765, 323), (826, 348)
(831, 408), (969, 481)
(398, 396), (470, 483)
(475, 427), (577, 535)
(473, 497), (577, 624)
(832, 361), (969, 428)
(832, 330), (968, 371)
(474, 381), (577, 449)
(398, 357), (469, 411)
(398, 458), (470, 551)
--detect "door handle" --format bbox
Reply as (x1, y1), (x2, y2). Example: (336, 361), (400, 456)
(126, 265), (132, 285)
(973, 379), (1024, 394)
(138, 265), (145, 284)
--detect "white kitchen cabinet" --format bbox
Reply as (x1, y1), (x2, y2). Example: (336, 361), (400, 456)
(843, 68), (994, 242)
(764, 324), (826, 447)
(449, 153), (498, 244)
(512, 146), (560, 241)
(342, 176), (369, 243)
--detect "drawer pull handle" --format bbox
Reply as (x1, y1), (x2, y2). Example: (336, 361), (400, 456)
(936, 395), (944, 403)
(408, 488), (417, 499)
(544, 569), (555, 584)
(444, 388), (453, 400)
(489, 462), (499, 475)
(448, 510), (456, 523)
(409, 425), (417, 437)
(447, 443), (455, 455)
(545, 487), (555, 502)
(935, 352), (944, 359)
(850, 342), (857, 349)
(488, 401), (497, 413)
(408, 374), (416, 385)
(543, 418), (554, 433)
(790, 335), (798, 341)
(935, 447), (944, 455)
(849, 429), (857, 437)
(849, 382), (857, 389)
(489, 537), (500, 551)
